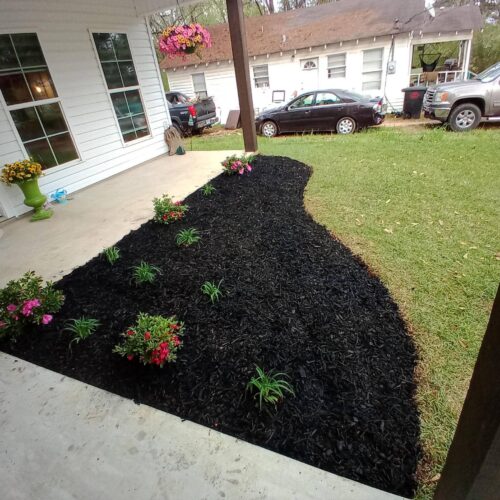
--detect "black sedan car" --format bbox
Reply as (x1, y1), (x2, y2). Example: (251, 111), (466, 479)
(255, 89), (384, 137)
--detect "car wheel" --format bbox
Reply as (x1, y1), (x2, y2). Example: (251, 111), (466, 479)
(336, 117), (356, 134)
(448, 103), (481, 132)
(261, 120), (278, 138)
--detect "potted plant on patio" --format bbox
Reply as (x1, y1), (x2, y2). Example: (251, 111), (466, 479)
(159, 23), (211, 58)
(1, 159), (52, 221)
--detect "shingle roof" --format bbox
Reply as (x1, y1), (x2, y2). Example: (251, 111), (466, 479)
(160, 0), (482, 69)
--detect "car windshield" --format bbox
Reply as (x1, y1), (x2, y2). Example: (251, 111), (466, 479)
(474, 63), (500, 83)
(342, 91), (365, 101)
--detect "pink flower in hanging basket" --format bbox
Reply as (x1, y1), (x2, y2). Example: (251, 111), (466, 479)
(159, 23), (211, 59)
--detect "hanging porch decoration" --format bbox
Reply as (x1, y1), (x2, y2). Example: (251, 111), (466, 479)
(159, 24), (211, 59)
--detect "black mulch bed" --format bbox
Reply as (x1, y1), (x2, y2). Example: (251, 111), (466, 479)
(2, 156), (421, 497)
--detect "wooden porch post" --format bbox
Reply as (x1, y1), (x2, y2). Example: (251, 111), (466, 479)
(225, 0), (258, 152)
(434, 284), (500, 499)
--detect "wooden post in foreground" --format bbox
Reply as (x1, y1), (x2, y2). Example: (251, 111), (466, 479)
(434, 284), (500, 499)
(226, 0), (258, 152)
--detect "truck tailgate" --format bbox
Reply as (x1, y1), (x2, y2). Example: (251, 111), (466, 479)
(195, 98), (216, 120)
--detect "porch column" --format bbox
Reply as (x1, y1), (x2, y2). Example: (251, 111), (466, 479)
(225, 0), (258, 152)
(434, 284), (500, 499)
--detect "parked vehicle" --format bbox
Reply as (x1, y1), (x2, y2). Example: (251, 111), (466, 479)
(423, 62), (500, 131)
(165, 92), (218, 135)
(255, 90), (385, 137)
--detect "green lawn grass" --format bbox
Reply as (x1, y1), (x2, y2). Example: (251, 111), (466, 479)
(189, 126), (500, 498)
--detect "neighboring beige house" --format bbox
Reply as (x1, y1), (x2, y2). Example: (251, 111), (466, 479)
(161, 0), (482, 124)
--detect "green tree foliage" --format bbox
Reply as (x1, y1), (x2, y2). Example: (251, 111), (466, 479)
(471, 24), (500, 73)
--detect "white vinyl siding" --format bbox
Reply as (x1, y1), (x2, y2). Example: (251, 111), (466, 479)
(253, 65), (269, 88)
(327, 53), (346, 79)
(192, 73), (207, 98)
(0, 0), (170, 218)
(362, 48), (384, 91)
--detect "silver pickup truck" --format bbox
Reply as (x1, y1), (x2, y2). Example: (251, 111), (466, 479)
(423, 62), (500, 131)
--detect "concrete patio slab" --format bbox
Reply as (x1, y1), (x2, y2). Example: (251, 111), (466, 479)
(0, 151), (239, 287)
(0, 353), (405, 500)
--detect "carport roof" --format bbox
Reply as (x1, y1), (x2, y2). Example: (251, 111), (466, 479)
(160, 0), (482, 70)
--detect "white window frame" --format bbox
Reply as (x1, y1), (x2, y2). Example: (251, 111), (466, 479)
(90, 30), (151, 147)
(362, 48), (384, 91)
(253, 64), (269, 88)
(0, 29), (81, 173)
(301, 58), (318, 71)
(327, 53), (346, 79)
(192, 72), (208, 98)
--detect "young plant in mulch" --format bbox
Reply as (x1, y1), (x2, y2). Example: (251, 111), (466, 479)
(132, 261), (161, 285)
(247, 366), (295, 410)
(153, 195), (188, 224)
(113, 313), (183, 367)
(102, 246), (120, 265)
(65, 317), (100, 346)
(176, 228), (201, 247)
(201, 280), (223, 303)
(201, 182), (216, 196)
(0, 271), (64, 339)
(221, 154), (254, 176)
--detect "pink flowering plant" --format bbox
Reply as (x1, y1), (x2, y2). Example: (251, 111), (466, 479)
(153, 195), (188, 224)
(0, 271), (64, 339)
(159, 24), (211, 59)
(113, 313), (184, 367)
(221, 154), (254, 176)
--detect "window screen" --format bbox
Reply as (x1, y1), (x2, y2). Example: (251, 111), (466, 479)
(362, 48), (384, 91)
(327, 53), (346, 79)
(192, 73), (207, 98)
(253, 65), (269, 88)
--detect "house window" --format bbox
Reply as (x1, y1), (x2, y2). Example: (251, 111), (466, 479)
(301, 59), (318, 71)
(0, 33), (78, 169)
(362, 48), (384, 91)
(192, 73), (207, 98)
(92, 32), (150, 142)
(327, 53), (346, 79)
(253, 65), (269, 88)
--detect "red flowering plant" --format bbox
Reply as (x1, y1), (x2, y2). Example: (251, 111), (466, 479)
(0, 271), (64, 339)
(153, 195), (188, 224)
(113, 313), (184, 367)
(221, 154), (254, 176)
(159, 24), (211, 59)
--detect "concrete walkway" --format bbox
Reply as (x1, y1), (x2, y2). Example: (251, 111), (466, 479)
(0, 151), (238, 287)
(0, 353), (404, 500)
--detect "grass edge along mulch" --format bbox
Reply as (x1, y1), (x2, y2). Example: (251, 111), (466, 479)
(2, 155), (421, 497)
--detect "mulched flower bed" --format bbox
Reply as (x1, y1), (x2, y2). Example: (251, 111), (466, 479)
(2, 156), (420, 497)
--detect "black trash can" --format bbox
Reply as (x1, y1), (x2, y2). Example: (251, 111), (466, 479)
(401, 86), (427, 119)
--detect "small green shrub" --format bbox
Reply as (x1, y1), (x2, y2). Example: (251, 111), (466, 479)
(0, 271), (64, 338)
(153, 195), (188, 224)
(201, 280), (223, 303)
(103, 246), (120, 265)
(132, 261), (161, 284)
(113, 312), (183, 367)
(221, 154), (254, 175)
(247, 366), (295, 410)
(201, 183), (216, 196)
(65, 317), (100, 344)
(176, 228), (201, 247)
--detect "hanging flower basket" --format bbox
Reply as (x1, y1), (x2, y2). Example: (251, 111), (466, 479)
(159, 23), (211, 59)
